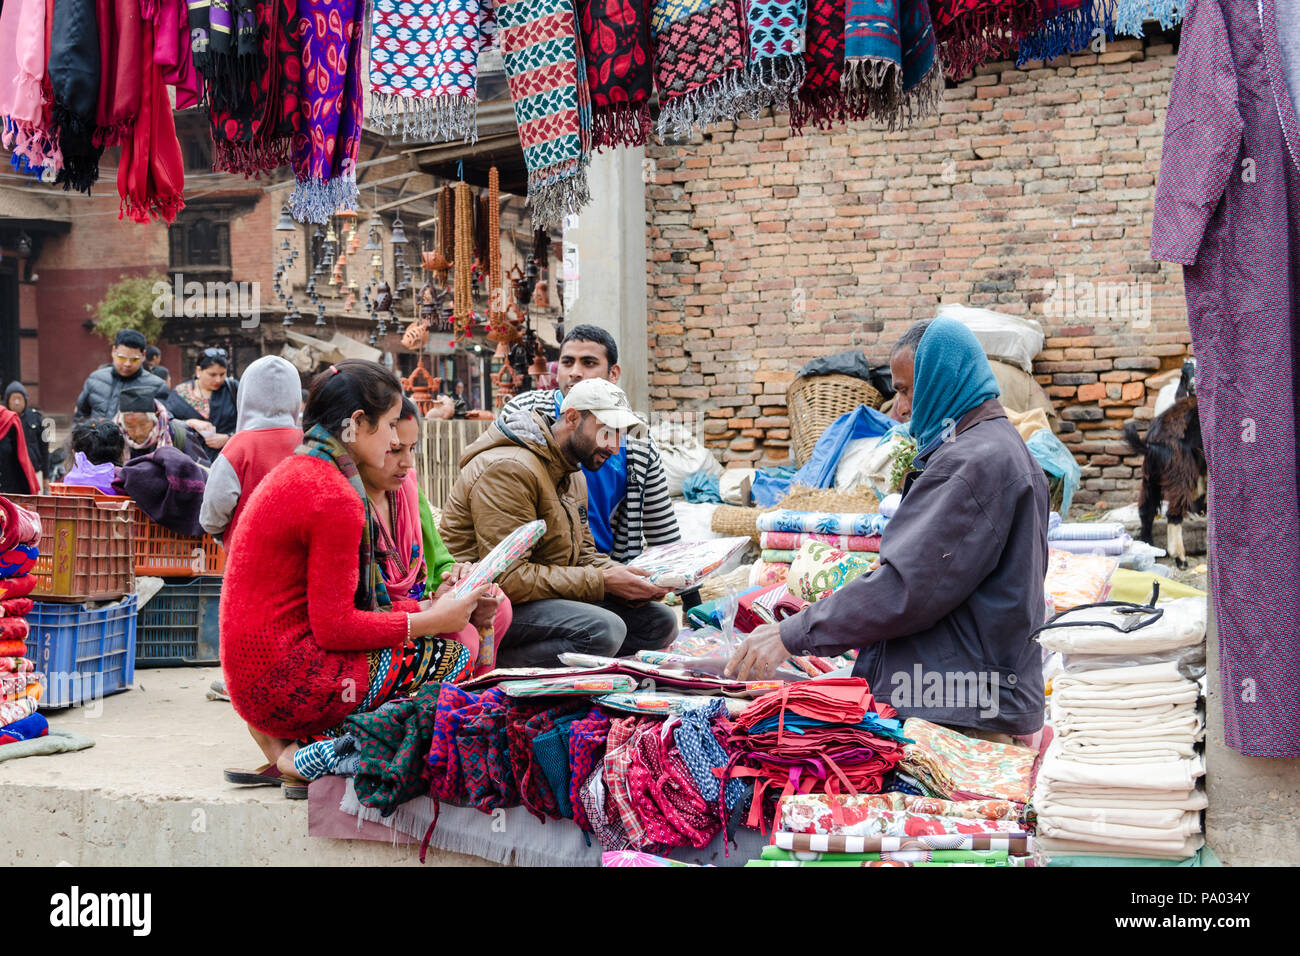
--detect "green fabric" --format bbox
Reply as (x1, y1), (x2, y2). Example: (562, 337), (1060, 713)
(1107, 567), (1207, 604)
(419, 486), (456, 592)
(1046, 847), (1221, 867)
(0, 729), (95, 762)
(760, 846), (1009, 863)
(343, 681), (443, 814)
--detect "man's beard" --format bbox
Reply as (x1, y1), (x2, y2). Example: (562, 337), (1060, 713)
(567, 430), (609, 471)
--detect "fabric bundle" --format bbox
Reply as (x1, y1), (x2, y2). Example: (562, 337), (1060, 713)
(898, 718), (1040, 804)
(780, 790), (1023, 822)
(209, 0), (302, 176)
(723, 678), (908, 832)
(1049, 521), (1132, 556)
(0, 711), (49, 745)
(369, 0), (496, 143)
(0, 695), (37, 727)
(578, 0), (655, 146)
(0, 0), (62, 176)
(650, 0), (759, 140)
(787, 540), (873, 603)
(1044, 549), (1119, 612)
(0, 671), (42, 701)
(1017, 0), (1100, 65)
(760, 531), (880, 552)
(497, 0), (593, 227)
(842, 0), (942, 128)
(744, 0), (806, 107)
(1036, 610), (1208, 863)
(289, 0), (367, 222)
(928, 0), (1039, 81)
(755, 510), (890, 536)
(748, 560), (789, 588)
(48, 0), (105, 193)
(117, 6), (186, 223)
(777, 794), (1028, 838)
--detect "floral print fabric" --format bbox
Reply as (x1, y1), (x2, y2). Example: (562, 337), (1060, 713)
(778, 793), (1028, 837)
(788, 540), (874, 602)
(899, 718), (1040, 804)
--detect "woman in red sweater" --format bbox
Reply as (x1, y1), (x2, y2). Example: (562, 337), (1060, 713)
(220, 359), (487, 796)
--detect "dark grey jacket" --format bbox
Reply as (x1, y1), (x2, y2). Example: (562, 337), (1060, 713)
(74, 365), (168, 422)
(781, 398), (1050, 735)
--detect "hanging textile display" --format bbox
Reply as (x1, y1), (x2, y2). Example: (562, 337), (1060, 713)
(210, 0), (302, 176)
(49, 0), (105, 194)
(1018, 0), (1100, 65)
(788, 0), (846, 132)
(927, 0), (1039, 81)
(155, 0), (200, 110)
(842, 0), (943, 128)
(497, 0), (593, 227)
(194, 0), (263, 109)
(118, 7), (186, 223)
(1112, 0), (1181, 36)
(453, 180), (474, 339)
(369, 0), (497, 143)
(1150, 0), (1298, 757)
(577, 0), (656, 147)
(290, 0), (367, 222)
(650, 0), (759, 140)
(0, 0), (61, 175)
(744, 0), (806, 107)
(92, 0), (142, 148)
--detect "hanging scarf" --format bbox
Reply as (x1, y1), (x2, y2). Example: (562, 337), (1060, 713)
(92, 0), (142, 147)
(155, 0), (201, 108)
(928, 0), (1040, 80)
(0, 0), (61, 173)
(369, 0), (496, 144)
(497, 0), (593, 228)
(744, 0), (806, 107)
(842, 0), (942, 128)
(298, 423), (393, 612)
(1112, 0), (1178, 37)
(211, 0), (301, 175)
(197, 0), (262, 109)
(650, 0), (757, 140)
(787, 0), (844, 133)
(114, 401), (176, 452)
(1017, 0), (1090, 64)
(118, 18), (186, 222)
(49, 0), (105, 194)
(577, 0), (654, 147)
(289, 0), (366, 222)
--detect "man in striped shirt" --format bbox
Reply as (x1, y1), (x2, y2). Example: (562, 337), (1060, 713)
(499, 325), (680, 562)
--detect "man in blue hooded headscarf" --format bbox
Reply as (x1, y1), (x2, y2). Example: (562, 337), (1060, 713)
(729, 318), (1050, 740)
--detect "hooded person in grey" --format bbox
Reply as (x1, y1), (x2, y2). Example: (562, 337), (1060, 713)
(200, 356), (303, 542)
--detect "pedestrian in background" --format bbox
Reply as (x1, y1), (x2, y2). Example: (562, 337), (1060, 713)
(74, 329), (168, 421)
(4, 383), (48, 489)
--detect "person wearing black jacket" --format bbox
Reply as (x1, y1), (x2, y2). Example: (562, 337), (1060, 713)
(74, 329), (169, 422)
(4, 382), (49, 486)
(165, 347), (238, 455)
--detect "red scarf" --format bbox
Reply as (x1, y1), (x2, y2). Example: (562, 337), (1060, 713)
(118, 18), (185, 223)
(93, 0), (143, 146)
(0, 409), (39, 495)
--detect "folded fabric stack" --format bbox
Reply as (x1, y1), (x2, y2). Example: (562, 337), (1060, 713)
(1049, 520), (1133, 556)
(753, 511), (888, 590)
(627, 537), (750, 592)
(0, 497), (41, 747)
(722, 677), (908, 833)
(898, 718), (1041, 806)
(1034, 598), (1209, 863)
(748, 791), (1035, 866)
(1044, 548), (1120, 613)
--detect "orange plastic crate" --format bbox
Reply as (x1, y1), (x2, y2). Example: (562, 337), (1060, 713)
(6, 493), (134, 601)
(50, 484), (226, 577)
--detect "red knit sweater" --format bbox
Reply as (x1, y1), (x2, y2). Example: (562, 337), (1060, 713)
(219, 454), (417, 739)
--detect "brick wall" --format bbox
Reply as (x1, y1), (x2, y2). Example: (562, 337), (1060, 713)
(644, 36), (1188, 509)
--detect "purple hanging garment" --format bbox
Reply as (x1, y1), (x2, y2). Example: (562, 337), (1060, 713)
(1151, 0), (1300, 757)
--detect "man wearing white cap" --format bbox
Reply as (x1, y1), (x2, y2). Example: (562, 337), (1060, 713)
(440, 377), (679, 666)
(498, 324), (680, 562)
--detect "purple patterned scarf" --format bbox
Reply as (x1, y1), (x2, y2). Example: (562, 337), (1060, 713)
(290, 0), (366, 222)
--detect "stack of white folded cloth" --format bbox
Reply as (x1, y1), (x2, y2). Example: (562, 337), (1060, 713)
(1034, 598), (1208, 861)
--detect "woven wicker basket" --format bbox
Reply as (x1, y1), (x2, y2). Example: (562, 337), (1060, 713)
(777, 485), (881, 515)
(711, 505), (773, 544)
(787, 374), (884, 468)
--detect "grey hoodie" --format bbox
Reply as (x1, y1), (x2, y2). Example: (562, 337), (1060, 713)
(200, 356), (303, 537)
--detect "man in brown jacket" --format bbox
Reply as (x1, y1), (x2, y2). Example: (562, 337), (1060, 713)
(440, 378), (678, 666)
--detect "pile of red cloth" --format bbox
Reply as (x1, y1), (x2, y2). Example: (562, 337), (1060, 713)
(723, 677), (910, 832)
(0, 496), (41, 737)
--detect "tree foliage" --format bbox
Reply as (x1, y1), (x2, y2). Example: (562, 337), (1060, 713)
(86, 274), (168, 343)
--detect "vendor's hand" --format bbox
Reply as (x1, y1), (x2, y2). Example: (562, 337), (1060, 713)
(602, 565), (672, 603)
(725, 623), (789, 681)
(469, 584), (504, 630)
(413, 583), (490, 636)
(434, 563), (473, 598)
(204, 431), (229, 450)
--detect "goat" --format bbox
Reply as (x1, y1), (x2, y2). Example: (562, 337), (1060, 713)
(1123, 361), (1206, 568)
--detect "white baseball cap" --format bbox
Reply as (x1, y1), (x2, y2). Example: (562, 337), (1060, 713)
(560, 378), (646, 436)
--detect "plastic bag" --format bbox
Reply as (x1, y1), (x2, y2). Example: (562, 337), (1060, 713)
(652, 421), (722, 497)
(936, 304), (1044, 374)
(1044, 550), (1120, 612)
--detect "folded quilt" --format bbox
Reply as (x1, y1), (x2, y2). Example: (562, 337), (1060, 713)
(1048, 522), (1126, 541)
(1036, 597), (1207, 654)
(0, 710), (48, 744)
(1039, 834), (1205, 861)
(1036, 786), (1208, 812)
(778, 801), (1028, 838)
(755, 510), (890, 536)
(0, 642), (27, 660)
(900, 718), (1039, 805)
(1038, 802), (1197, 829)
(0, 695), (36, 725)
(760, 531), (882, 551)
(1048, 536), (1131, 556)
(774, 831), (1033, 854)
(0, 597), (33, 617)
(1038, 746), (1204, 790)
(0, 727), (95, 761)
(0, 656), (33, 673)
(0, 574), (36, 600)
(0, 618), (29, 642)
(0, 671), (40, 698)
(788, 540), (874, 602)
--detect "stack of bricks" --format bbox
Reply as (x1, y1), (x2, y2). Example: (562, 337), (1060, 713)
(645, 33), (1192, 508)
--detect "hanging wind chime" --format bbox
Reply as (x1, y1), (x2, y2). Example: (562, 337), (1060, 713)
(452, 180), (475, 343)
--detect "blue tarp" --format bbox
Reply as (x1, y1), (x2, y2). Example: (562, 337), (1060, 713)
(755, 405), (897, 505)
(1026, 428), (1082, 514)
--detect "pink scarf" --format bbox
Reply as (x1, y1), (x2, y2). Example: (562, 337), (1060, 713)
(153, 0), (200, 109)
(375, 470), (427, 599)
(0, 0), (61, 169)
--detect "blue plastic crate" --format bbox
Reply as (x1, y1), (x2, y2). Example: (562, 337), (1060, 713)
(136, 577), (222, 667)
(29, 595), (138, 708)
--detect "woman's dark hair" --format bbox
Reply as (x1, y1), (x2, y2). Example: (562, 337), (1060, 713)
(71, 419), (125, 466)
(196, 347), (229, 370)
(303, 359), (403, 438)
(398, 396), (420, 421)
